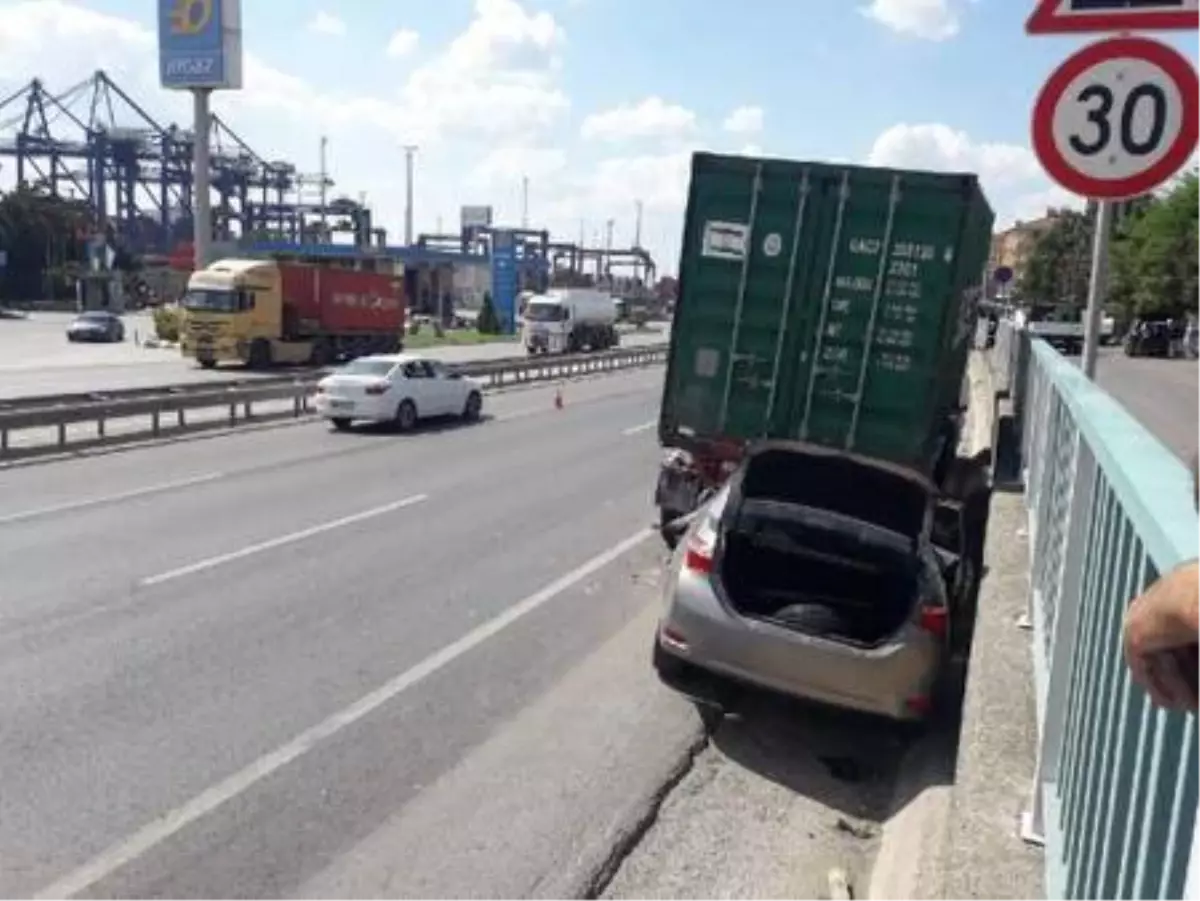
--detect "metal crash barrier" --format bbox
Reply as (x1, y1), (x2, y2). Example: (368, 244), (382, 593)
(0, 344), (667, 460)
(991, 321), (1198, 899)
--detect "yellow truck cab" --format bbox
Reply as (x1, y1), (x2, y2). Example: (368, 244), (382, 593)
(179, 259), (290, 368)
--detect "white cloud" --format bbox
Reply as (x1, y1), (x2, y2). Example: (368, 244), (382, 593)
(308, 11), (347, 37)
(397, 0), (568, 145)
(386, 28), (420, 58)
(861, 0), (960, 41)
(867, 123), (1041, 185)
(866, 122), (1082, 228)
(469, 146), (567, 187)
(580, 97), (696, 142)
(723, 106), (763, 136)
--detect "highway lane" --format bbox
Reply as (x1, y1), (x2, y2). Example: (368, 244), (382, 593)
(0, 368), (701, 898)
(1093, 348), (1198, 463)
(0, 313), (668, 399)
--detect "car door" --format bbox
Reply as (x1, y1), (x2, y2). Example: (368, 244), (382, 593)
(424, 360), (463, 415)
(400, 361), (434, 415)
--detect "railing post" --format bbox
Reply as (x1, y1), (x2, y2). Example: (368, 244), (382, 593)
(1183, 815), (1200, 899)
(1023, 440), (1097, 846)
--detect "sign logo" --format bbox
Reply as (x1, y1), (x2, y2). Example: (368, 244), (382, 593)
(169, 0), (213, 35)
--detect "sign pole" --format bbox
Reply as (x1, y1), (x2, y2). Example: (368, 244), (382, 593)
(192, 88), (213, 271)
(1081, 199), (1113, 379)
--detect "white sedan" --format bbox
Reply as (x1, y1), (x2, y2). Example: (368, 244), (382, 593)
(314, 354), (484, 431)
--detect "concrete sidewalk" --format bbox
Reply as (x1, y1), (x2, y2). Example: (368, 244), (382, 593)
(865, 354), (1044, 899)
(940, 490), (1044, 899)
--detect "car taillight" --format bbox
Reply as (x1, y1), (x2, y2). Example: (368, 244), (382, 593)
(364, 381), (390, 395)
(683, 514), (718, 575)
(684, 542), (713, 574)
(919, 605), (948, 640)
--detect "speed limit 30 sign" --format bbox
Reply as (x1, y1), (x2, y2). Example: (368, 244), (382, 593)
(1032, 36), (1199, 199)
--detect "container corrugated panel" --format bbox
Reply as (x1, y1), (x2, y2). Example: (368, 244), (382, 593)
(280, 264), (406, 335)
(659, 152), (995, 473)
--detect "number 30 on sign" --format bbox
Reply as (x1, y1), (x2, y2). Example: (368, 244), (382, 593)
(1032, 35), (1198, 199)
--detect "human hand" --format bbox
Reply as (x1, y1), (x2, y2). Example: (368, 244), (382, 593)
(1123, 561), (1200, 711)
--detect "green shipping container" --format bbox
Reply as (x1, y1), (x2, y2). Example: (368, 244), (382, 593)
(659, 152), (995, 474)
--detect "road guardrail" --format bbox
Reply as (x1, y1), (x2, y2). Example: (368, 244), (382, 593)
(0, 344), (668, 459)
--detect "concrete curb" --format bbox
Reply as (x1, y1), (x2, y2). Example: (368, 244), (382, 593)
(866, 355), (993, 900)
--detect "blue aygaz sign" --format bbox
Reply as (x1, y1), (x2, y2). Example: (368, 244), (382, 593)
(158, 0), (243, 90)
(490, 230), (519, 334)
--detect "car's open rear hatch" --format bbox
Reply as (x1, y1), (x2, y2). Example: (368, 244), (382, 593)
(715, 442), (935, 647)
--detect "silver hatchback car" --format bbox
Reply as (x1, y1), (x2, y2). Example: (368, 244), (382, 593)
(653, 442), (972, 724)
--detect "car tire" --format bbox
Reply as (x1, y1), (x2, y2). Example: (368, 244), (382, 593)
(198, 359), (218, 369)
(394, 398), (418, 432)
(331, 417), (352, 431)
(248, 338), (272, 369)
(462, 390), (483, 421)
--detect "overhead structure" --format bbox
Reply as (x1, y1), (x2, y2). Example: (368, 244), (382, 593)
(0, 70), (381, 256)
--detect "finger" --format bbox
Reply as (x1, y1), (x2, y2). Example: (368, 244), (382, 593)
(1142, 656), (1178, 709)
(1169, 645), (1200, 710)
(1147, 653), (1194, 710)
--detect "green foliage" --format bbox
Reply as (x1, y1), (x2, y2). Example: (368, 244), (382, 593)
(153, 306), (182, 342)
(0, 188), (91, 303)
(1110, 171), (1198, 320)
(477, 292), (501, 334)
(1017, 210), (1093, 308)
(1018, 172), (1198, 323)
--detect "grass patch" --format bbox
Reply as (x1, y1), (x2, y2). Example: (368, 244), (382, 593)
(404, 328), (518, 349)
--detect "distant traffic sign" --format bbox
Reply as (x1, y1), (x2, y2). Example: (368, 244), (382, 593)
(1031, 36), (1199, 199)
(1027, 0), (1199, 35)
(994, 266), (1014, 285)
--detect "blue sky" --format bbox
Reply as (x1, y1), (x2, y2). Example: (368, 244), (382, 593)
(0, 0), (1195, 272)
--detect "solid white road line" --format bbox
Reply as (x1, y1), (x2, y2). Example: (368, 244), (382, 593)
(621, 420), (656, 437)
(139, 494), (429, 587)
(33, 526), (654, 900)
(0, 472), (226, 526)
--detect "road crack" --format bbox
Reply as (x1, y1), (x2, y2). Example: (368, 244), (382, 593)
(579, 725), (710, 899)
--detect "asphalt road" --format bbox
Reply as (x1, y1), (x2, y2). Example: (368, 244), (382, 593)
(1093, 348), (1198, 464)
(0, 367), (904, 899)
(0, 311), (668, 399)
(0, 368), (678, 898)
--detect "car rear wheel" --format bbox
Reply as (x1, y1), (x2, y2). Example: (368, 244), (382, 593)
(462, 391), (483, 421)
(394, 399), (418, 432)
(331, 417), (352, 431)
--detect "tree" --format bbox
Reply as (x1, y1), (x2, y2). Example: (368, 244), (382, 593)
(1018, 210), (1093, 308)
(1109, 170), (1198, 320)
(0, 188), (90, 304)
(477, 292), (501, 334)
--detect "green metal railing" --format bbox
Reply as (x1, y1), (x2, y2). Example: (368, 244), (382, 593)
(996, 323), (1198, 899)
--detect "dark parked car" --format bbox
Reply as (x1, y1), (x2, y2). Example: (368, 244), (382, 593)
(67, 311), (125, 343)
(1123, 319), (1174, 358)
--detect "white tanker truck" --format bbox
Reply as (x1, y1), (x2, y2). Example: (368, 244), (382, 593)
(522, 288), (619, 354)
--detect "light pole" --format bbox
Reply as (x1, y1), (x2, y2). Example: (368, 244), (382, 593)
(318, 135), (328, 242)
(634, 199), (644, 283)
(605, 218), (614, 286)
(192, 89), (213, 269)
(402, 144), (418, 246)
(521, 175), (529, 229)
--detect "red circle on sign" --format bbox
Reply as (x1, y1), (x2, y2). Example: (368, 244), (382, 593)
(1032, 36), (1199, 200)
